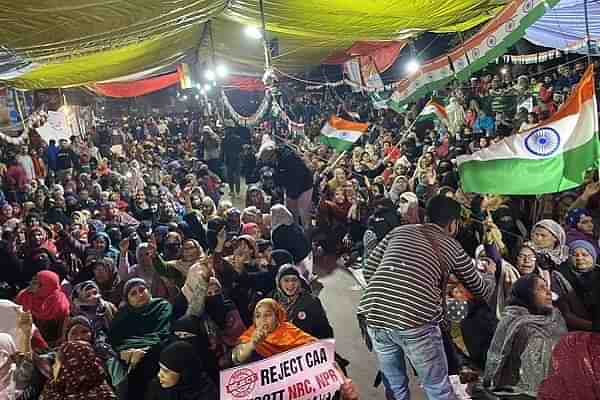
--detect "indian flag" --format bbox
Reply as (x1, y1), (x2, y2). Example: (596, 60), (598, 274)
(416, 99), (448, 124)
(458, 65), (600, 195)
(320, 116), (368, 151)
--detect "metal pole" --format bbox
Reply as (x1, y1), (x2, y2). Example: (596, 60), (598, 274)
(259, 0), (271, 69)
(208, 20), (224, 121)
(584, 0), (592, 64)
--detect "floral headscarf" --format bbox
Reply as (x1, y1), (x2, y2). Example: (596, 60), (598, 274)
(40, 341), (115, 400)
(532, 219), (569, 265)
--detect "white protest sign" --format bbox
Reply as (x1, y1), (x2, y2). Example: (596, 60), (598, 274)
(37, 111), (71, 142)
(220, 339), (343, 400)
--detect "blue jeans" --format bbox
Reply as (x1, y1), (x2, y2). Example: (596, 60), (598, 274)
(367, 324), (456, 400)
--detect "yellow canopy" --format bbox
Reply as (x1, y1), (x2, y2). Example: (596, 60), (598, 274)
(2, 0), (509, 89)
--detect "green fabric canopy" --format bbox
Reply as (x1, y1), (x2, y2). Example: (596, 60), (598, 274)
(1, 0), (509, 89)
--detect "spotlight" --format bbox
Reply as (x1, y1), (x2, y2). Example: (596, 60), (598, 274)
(245, 26), (262, 39)
(216, 64), (228, 78)
(204, 69), (215, 81)
(405, 59), (420, 75)
(203, 83), (211, 92)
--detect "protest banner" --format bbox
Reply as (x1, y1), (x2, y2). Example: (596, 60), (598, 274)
(37, 110), (71, 142)
(220, 339), (343, 400)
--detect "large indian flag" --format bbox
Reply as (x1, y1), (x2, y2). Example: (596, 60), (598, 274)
(320, 116), (368, 151)
(458, 65), (600, 195)
(416, 99), (448, 125)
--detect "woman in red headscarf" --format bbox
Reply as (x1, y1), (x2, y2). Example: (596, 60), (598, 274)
(16, 270), (70, 344)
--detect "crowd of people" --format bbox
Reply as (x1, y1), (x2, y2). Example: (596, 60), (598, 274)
(0, 57), (599, 400)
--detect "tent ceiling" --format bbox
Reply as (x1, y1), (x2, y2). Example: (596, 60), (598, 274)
(1, 0), (509, 89)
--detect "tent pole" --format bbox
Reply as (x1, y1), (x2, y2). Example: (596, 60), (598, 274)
(584, 0), (592, 63)
(259, 0), (271, 70)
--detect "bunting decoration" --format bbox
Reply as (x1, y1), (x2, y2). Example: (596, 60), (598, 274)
(498, 49), (563, 64)
(272, 100), (305, 136)
(222, 90), (271, 127)
(389, 0), (560, 109)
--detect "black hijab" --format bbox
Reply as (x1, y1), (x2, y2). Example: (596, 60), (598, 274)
(508, 274), (548, 315)
(149, 341), (218, 400)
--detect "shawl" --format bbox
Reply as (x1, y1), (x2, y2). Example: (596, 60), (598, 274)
(483, 306), (567, 396)
(40, 341), (115, 400)
(0, 333), (16, 400)
(108, 298), (172, 352)
(239, 298), (315, 358)
(532, 219), (569, 266)
(270, 205), (295, 233)
(70, 281), (115, 334)
(537, 332), (600, 400)
(16, 271), (70, 322)
(389, 176), (409, 204)
(446, 97), (466, 134)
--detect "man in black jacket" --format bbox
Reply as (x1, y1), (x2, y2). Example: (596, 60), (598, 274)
(222, 122), (243, 198)
(258, 142), (313, 229)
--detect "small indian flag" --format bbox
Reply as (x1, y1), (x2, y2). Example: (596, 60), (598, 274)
(416, 99), (448, 124)
(458, 65), (600, 195)
(320, 116), (368, 151)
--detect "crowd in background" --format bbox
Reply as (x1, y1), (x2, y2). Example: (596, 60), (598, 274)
(0, 57), (599, 400)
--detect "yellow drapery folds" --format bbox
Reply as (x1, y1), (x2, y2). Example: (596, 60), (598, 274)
(2, 0), (508, 89)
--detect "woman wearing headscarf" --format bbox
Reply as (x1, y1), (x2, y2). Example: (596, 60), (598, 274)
(446, 97), (466, 138)
(315, 187), (351, 255)
(92, 257), (122, 306)
(271, 264), (333, 339)
(397, 192), (421, 224)
(0, 333), (18, 400)
(16, 270), (70, 344)
(483, 274), (567, 397)
(245, 186), (268, 214)
(554, 240), (600, 331)
(70, 280), (118, 335)
(145, 341), (218, 400)
(271, 204), (313, 280)
(388, 175), (409, 205)
(213, 232), (275, 326)
(564, 208), (600, 255)
(232, 298), (316, 364)
(118, 241), (180, 303)
(40, 341), (116, 400)
(0, 329), (46, 400)
(531, 219), (570, 271)
(60, 316), (126, 391)
(232, 299), (358, 399)
(108, 278), (174, 400)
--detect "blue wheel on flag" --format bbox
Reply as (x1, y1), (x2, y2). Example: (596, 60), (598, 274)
(524, 127), (560, 156)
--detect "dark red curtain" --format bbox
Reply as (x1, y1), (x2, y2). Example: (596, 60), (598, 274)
(93, 72), (180, 98)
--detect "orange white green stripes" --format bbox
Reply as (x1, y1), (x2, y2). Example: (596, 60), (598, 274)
(458, 65), (600, 195)
(320, 116), (368, 151)
(416, 99), (448, 124)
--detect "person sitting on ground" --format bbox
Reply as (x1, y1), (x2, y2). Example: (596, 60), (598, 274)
(483, 274), (567, 397)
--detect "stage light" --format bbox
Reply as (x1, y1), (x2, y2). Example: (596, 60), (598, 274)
(405, 59), (420, 74)
(203, 83), (212, 92)
(204, 69), (215, 81)
(216, 64), (228, 78)
(245, 26), (262, 39)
